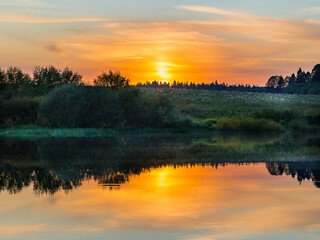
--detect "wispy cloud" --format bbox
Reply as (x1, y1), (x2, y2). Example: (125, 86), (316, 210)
(41, 43), (68, 55)
(177, 5), (320, 42)
(305, 6), (320, 14)
(178, 5), (257, 20)
(0, 224), (101, 237)
(0, 0), (51, 7)
(0, 12), (108, 23)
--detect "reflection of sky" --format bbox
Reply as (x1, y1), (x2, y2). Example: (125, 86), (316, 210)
(0, 0), (320, 85)
(0, 164), (319, 240)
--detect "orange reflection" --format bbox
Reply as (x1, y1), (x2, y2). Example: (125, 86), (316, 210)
(44, 165), (320, 233)
(0, 164), (320, 239)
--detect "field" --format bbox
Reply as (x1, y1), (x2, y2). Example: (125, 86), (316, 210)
(1, 87), (320, 136)
(143, 89), (320, 118)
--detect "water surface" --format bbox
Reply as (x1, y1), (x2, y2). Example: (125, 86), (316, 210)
(0, 135), (319, 240)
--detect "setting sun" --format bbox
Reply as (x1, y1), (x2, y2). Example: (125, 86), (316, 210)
(155, 62), (176, 81)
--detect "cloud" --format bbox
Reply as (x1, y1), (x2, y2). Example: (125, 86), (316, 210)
(0, 224), (101, 237)
(306, 6), (320, 14)
(0, 12), (108, 23)
(178, 5), (257, 20)
(42, 43), (68, 55)
(177, 5), (320, 42)
(0, 0), (51, 7)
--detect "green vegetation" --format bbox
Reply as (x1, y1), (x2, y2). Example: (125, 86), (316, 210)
(145, 88), (320, 133)
(1, 65), (320, 135)
(38, 85), (189, 129)
(1, 86), (320, 134)
(0, 97), (41, 126)
(215, 117), (283, 133)
(0, 126), (117, 138)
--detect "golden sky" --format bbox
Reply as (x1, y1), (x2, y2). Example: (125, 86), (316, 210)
(0, 0), (320, 85)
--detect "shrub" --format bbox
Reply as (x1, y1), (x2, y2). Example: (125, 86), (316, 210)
(0, 98), (40, 126)
(39, 85), (121, 128)
(118, 88), (180, 128)
(38, 85), (188, 129)
(215, 117), (283, 133)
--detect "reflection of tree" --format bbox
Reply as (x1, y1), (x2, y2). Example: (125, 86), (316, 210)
(0, 136), (319, 194)
(0, 165), (82, 194)
(266, 162), (320, 188)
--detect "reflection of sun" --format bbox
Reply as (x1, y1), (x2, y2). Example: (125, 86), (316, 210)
(157, 170), (169, 187)
(155, 62), (175, 80)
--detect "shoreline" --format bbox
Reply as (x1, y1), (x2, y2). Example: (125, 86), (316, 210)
(0, 126), (285, 138)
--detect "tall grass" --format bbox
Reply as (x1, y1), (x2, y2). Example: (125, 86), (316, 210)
(215, 117), (284, 133)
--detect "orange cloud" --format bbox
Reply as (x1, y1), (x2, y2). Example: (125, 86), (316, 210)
(0, 6), (319, 85)
(0, 12), (108, 23)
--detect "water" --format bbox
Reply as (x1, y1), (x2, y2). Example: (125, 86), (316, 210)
(0, 135), (319, 240)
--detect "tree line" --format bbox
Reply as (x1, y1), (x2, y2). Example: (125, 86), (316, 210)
(136, 80), (265, 92)
(1, 64), (319, 95)
(0, 66), (130, 97)
(266, 64), (320, 94)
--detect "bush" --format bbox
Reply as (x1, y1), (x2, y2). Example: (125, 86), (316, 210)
(0, 98), (40, 126)
(39, 85), (121, 128)
(118, 88), (181, 128)
(215, 117), (283, 133)
(38, 85), (188, 129)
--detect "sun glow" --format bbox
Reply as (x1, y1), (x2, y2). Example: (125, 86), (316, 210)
(155, 62), (176, 81)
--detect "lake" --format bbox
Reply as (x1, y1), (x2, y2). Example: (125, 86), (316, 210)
(0, 134), (319, 240)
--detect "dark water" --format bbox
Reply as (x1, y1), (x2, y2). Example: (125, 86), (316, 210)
(0, 135), (319, 240)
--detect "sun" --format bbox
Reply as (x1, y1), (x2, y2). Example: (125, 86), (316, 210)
(155, 62), (175, 80)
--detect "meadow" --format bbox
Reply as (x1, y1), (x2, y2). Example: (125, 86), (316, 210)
(146, 88), (319, 118)
(142, 88), (320, 133)
(1, 87), (320, 136)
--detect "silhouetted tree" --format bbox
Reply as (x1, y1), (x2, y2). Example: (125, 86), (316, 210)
(267, 64), (320, 94)
(33, 66), (62, 89)
(266, 75), (283, 91)
(277, 76), (285, 89)
(0, 68), (5, 90)
(288, 73), (296, 85)
(61, 67), (83, 85)
(94, 70), (130, 89)
(33, 66), (82, 90)
(5, 67), (32, 86)
(312, 64), (320, 83)
(296, 67), (309, 83)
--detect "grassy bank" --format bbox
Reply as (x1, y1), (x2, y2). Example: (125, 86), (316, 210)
(0, 125), (216, 138)
(1, 87), (320, 135)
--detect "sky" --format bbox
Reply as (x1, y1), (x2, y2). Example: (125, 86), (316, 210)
(0, 0), (320, 85)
